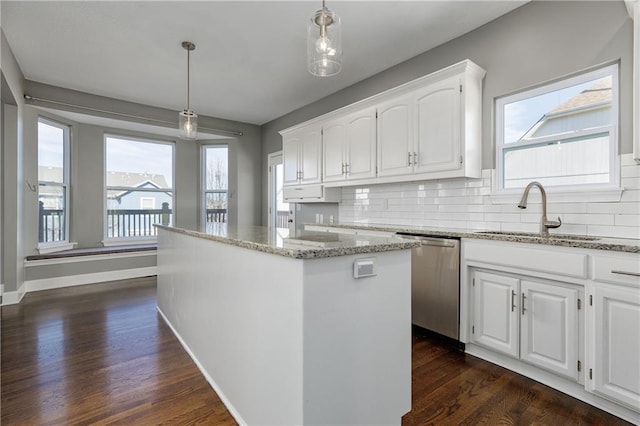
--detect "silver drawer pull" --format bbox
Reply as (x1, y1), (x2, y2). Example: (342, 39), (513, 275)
(611, 270), (640, 277)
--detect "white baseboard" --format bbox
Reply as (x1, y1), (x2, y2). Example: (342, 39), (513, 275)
(156, 306), (247, 426)
(25, 267), (157, 293)
(2, 282), (27, 306)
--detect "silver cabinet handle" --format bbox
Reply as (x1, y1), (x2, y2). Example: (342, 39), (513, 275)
(511, 290), (516, 312)
(408, 152), (412, 166)
(611, 270), (640, 277)
(413, 152), (417, 165)
(345, 163), (349, 175)
(521, 293), (526, 315)
(341, 163), (345, 175)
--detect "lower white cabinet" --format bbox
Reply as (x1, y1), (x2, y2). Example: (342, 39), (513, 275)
(463, 239), (640, 422)
(521, 279), (579, 381)
(472, 271), (519, 358)
(472, 269), (580, 381)
(588, 282), (640, 410)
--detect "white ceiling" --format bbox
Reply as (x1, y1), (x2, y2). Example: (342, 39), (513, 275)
(2, 1), (525, 126)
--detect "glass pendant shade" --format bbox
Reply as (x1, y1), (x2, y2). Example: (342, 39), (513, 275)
(307, 4), (342, 77)
(179, 109), (198, 139)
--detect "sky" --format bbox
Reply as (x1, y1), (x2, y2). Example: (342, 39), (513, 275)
(106, 137), (174, 187)
(502, 77), (605, 144)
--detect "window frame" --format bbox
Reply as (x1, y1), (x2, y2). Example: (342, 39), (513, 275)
(201, 143), (229, 229)
(103, 133), (175, 244)
(494, 63), (621, 198)
(37, 116), (71, 250)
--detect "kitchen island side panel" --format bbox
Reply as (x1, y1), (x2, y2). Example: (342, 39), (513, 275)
(156, 229), (305, 426)
(302, 251), (412, 425)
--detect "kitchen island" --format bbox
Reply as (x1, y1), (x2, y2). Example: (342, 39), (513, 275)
(155, 225), (418, 426)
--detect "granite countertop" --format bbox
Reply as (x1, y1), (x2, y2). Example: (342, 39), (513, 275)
(155, 224), (420, 259)
(314, 223), (640, 254)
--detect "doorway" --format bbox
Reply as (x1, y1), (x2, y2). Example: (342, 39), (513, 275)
(268, 152), (290, 230)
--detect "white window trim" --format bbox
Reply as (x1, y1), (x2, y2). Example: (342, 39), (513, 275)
(493, 63), (621, 200)
(37, 117), (71, 248)
(103, 133), (175, 241)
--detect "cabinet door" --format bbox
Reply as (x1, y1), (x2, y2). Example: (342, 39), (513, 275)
(283, 134), (301, 186)
(300, 126), (322, 185)
(414, 76), (462, 174)
(520, 280), (579, 381)
(472, 270), (519, 358)
(589, 284), (640, 410)
(345, 107), (377, 180)
(377, 94), (413, 177)
(323, 120), (346, 182)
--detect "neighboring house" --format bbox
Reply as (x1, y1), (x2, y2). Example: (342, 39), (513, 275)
(522, 76), (612, 140)
(504, 76), (612, 187)
(106, 171), (172, 211)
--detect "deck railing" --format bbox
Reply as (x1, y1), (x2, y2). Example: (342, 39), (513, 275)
(40, 203), (228, 240)
(276, 210), (289, 228)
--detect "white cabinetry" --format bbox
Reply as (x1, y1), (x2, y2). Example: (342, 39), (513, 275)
(472, 271), (519, 358)
(463, 239), (640, 423)
(282, 125), (322, 186)
(280, 59), (486, 196)
(323, 107), (377, 182)
(471, 270), (579, 381)
(587, 253), (640, 411)
(588, 283), (640, 410)
(377, 94), (414, 177)
(377, 64), (483, 180)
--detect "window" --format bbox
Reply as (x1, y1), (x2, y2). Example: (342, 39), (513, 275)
(495, 64), (619, 193)
(38, 118), (70, 245)
(202, 145), (228, 229)
(105, 135), (174, 241)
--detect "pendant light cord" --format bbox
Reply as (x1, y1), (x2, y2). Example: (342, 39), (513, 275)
(186, 48), (191, 111)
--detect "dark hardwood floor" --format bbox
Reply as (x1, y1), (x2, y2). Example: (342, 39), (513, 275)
(1, 277), (631, 425)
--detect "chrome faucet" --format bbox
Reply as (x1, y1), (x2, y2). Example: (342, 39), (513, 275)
(517, 181), (562, 237)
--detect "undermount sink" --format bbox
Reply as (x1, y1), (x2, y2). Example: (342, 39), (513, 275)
(475, 231), (599, 241)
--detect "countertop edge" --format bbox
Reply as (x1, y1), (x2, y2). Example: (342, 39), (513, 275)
(155, 225), (419, 259)
(314, 223), (640, 253)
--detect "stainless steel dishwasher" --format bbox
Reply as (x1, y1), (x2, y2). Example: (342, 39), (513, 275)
(397, 233), (461, 340)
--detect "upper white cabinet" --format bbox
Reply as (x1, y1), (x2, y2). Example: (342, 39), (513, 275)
(280, 59), (486, 193)
(323, 106), (377, 182)
(377, 62), (484, 181)
(282, 124), (322, 186)
(377, 94), (414, 177)
(378, 75), (465, 178)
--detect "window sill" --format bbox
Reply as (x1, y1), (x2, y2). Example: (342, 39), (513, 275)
(37, 241), (78, 254)
(489, 187), (624, 204)
(102, 238), (157, 247)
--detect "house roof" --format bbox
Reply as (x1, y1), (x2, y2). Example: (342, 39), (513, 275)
(549, 76), (612, 115)
(106, 171), (169, 188)
(39, 166), (169, 188)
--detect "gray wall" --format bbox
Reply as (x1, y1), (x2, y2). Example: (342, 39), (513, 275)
(1, 29), (26, 294)
(260, 1), (634, 225)
(20, 99), (262, 255)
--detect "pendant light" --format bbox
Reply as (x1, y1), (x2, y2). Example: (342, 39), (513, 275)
(307, 0), (342, 77)
(179, 41), (198, 139)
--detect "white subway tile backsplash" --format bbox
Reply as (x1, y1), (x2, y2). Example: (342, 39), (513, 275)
(615, 214), (640, 227)
(564, 214), (614, 226)
(339, 161), (639, 238)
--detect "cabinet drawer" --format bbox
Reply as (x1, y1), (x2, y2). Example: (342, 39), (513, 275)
(592, 253), (640, 287)
(464, 240), (588, 279)
(283, 186), (341, 202)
